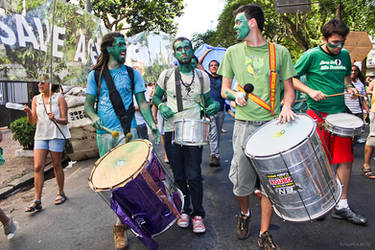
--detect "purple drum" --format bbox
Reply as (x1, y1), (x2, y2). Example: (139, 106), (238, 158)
(89, 139), (183, 249)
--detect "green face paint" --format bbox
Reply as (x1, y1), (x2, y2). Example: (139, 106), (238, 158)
(191, 58), (198, 68)
(234, 13), (250, 40)
(174, 40), (194, 64)
(327, 42), (344, 49)
(107, 36), (127, 64)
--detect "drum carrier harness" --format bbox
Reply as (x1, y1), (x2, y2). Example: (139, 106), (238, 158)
(95, 65), (135, 135)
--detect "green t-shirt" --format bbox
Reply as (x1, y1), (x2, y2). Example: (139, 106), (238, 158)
(218, 41), (296, 121)
(294, 46), (352, 114)
(157, 68), (210, 132)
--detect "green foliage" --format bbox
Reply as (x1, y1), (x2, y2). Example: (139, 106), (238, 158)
(194, 0), (375, 61)
(80, 0), (184, 36)
(10, 117), (36, 150)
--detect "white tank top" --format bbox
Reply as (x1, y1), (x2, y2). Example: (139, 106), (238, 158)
(34, 93), (71, 140)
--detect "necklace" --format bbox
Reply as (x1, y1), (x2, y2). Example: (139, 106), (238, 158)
(180, 70), (195, 95)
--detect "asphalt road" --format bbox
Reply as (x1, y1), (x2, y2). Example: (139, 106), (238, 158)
(1, 114), (375, 250)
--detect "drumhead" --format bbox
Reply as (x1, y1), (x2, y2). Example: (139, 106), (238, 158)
(325, 113), (363, 129)
(89, 139), (152, 191)
(245, 115), (315, 157)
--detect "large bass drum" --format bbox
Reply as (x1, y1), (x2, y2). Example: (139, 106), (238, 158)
(244, 114), (342, 222)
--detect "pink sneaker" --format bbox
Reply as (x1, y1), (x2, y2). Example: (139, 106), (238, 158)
(192, 216), (206, 233)
(177, 213), (190, 228)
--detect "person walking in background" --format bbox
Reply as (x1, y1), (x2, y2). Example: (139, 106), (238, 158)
(23, 82), (70, 213)
(0, 130), (18, 239)
(198, 49), (225, 167)
(345, 65), (369, 143)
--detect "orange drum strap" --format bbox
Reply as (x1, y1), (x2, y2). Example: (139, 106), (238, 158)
(238, 42), (277, 117)
(140, 168), (180, 218)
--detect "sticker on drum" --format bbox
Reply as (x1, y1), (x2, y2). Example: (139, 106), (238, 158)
(245, 115), (314, 157)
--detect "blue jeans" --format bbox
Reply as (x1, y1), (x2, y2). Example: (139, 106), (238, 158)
(136, 123), (149, 139)
(164, 132), (205, 217)
(209, 111), (225, 157)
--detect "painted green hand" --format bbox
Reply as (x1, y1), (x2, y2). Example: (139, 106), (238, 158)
(159, 104), (175, 119)
(204, 101), (220, 116)
(151, 125), (161, 145)
(92, 117), (104, 130)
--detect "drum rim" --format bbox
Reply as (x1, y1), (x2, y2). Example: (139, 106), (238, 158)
(174, 118), (210, 124)
(243, 114), (316, 159)
(88, 139), (153, 191)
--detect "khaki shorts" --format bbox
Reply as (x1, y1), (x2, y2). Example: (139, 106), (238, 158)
(229, 120), (266, 197)
(366, 112), (375, 147)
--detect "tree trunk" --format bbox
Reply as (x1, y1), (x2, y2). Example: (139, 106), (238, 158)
(336, 3), (342, 19)
(85, 0), (92, 13)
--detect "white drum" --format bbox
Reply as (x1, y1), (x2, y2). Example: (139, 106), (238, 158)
(174, 119), (209, 146)
(244, 114), (342, 222)
(324, 113), (364, 138)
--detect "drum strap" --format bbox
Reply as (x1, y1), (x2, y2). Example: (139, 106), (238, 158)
(238, 42), (277, 117)
(174, 68), (184, 112)
(140, 168), (180, 218)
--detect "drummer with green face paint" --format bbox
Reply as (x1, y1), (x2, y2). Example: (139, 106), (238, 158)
(84, 32), (160, 250)
(152, 37), (220, 234)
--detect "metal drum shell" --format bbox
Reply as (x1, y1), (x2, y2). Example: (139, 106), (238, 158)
(174, 119), (209, 146)
(244, 116), (342, 222)
(324, 116), (363, 138)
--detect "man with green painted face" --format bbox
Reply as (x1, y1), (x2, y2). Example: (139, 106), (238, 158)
(84, 32), (159, 250)
(293, 19), (367, 226)
(218, 4), (296, 249)
(152, 37), (220, 234)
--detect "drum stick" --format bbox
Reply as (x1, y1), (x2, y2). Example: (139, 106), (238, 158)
(295, 93), (365, 103)
(102, 126), (119, 138)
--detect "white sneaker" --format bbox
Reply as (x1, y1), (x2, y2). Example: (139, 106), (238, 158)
(4, 217), (18, 240)
(177, 213), (190, 228)
(192, 216), (206, 233)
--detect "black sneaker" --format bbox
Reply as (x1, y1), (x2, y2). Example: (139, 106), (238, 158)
(209, 155), (220, 167)
(258, 231), (280, 249)
(331, 207), (367, 225)
(236, 212), (251, 240)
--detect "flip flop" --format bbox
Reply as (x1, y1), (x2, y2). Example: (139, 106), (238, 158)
(54, 193), (67, 205)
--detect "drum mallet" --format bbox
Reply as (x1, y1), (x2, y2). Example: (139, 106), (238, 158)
(102, 126), (119, 138)
(295, 92), (365, 103)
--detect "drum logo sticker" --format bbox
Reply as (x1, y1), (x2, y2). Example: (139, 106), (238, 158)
(267, 173), (300, 195)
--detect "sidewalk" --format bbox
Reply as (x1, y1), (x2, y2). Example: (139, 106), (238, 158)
(0, 128), (66, 199)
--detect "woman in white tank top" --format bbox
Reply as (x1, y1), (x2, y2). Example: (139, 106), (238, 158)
(23, 82), (70, 212)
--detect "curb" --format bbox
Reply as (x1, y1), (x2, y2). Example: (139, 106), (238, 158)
(0, 157), (70, 200)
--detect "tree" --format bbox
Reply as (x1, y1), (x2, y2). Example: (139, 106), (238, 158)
(79, 0), (184, 36)
(194, 0), (375, 60)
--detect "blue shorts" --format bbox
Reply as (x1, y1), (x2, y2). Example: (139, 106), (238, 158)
(34, 139), (65, 152)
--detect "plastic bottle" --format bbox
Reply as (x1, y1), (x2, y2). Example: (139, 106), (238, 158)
(5, 102), (24, 111)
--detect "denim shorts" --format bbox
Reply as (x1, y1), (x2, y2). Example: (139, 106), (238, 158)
(34, 139), (65, 152)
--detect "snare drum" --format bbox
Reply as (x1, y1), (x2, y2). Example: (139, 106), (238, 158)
(174, 119), (209, 146)
(244, 114), (342, 222)
(89, 139), (183, 241)
(324, 113), (364, 138)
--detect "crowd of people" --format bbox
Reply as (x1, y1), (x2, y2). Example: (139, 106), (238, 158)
(2, 3), (375, 250)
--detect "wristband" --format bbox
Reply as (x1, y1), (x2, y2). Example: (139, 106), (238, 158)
(157, 103), (164, 109)
(345, 84), (352, 88)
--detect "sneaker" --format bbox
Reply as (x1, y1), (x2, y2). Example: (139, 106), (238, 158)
(177, 213), (190, 228)
(192, 216), (206, 233)
(236, 213), (251, 240)
(221, 128), (228, 133)
(258, 231), (280, 249)
(209, 155), (220, 167)
(4, 217), (18, 240)
(357, 138), (366, 144)
(331, 207), (367, 225)
(113, 224), (128, 250)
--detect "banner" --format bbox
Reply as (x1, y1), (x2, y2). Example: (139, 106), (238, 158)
(0, 0), (107, 86)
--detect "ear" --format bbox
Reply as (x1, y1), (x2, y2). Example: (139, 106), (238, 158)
(322, 36), (328, 44)
(249, 18), (256, 29)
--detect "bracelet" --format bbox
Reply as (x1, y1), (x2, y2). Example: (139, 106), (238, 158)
(157, 103), (164, 109)
(345, 84), (352, 88)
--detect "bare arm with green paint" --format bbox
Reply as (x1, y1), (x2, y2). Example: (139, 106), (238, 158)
(152, 86), (175, 119)
(135, 92), (160, 143)
(84, 94), (104, 130)
(221, 76), (247, 106)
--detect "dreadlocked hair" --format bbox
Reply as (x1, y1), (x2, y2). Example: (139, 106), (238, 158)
(91, 32), (124, 94)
